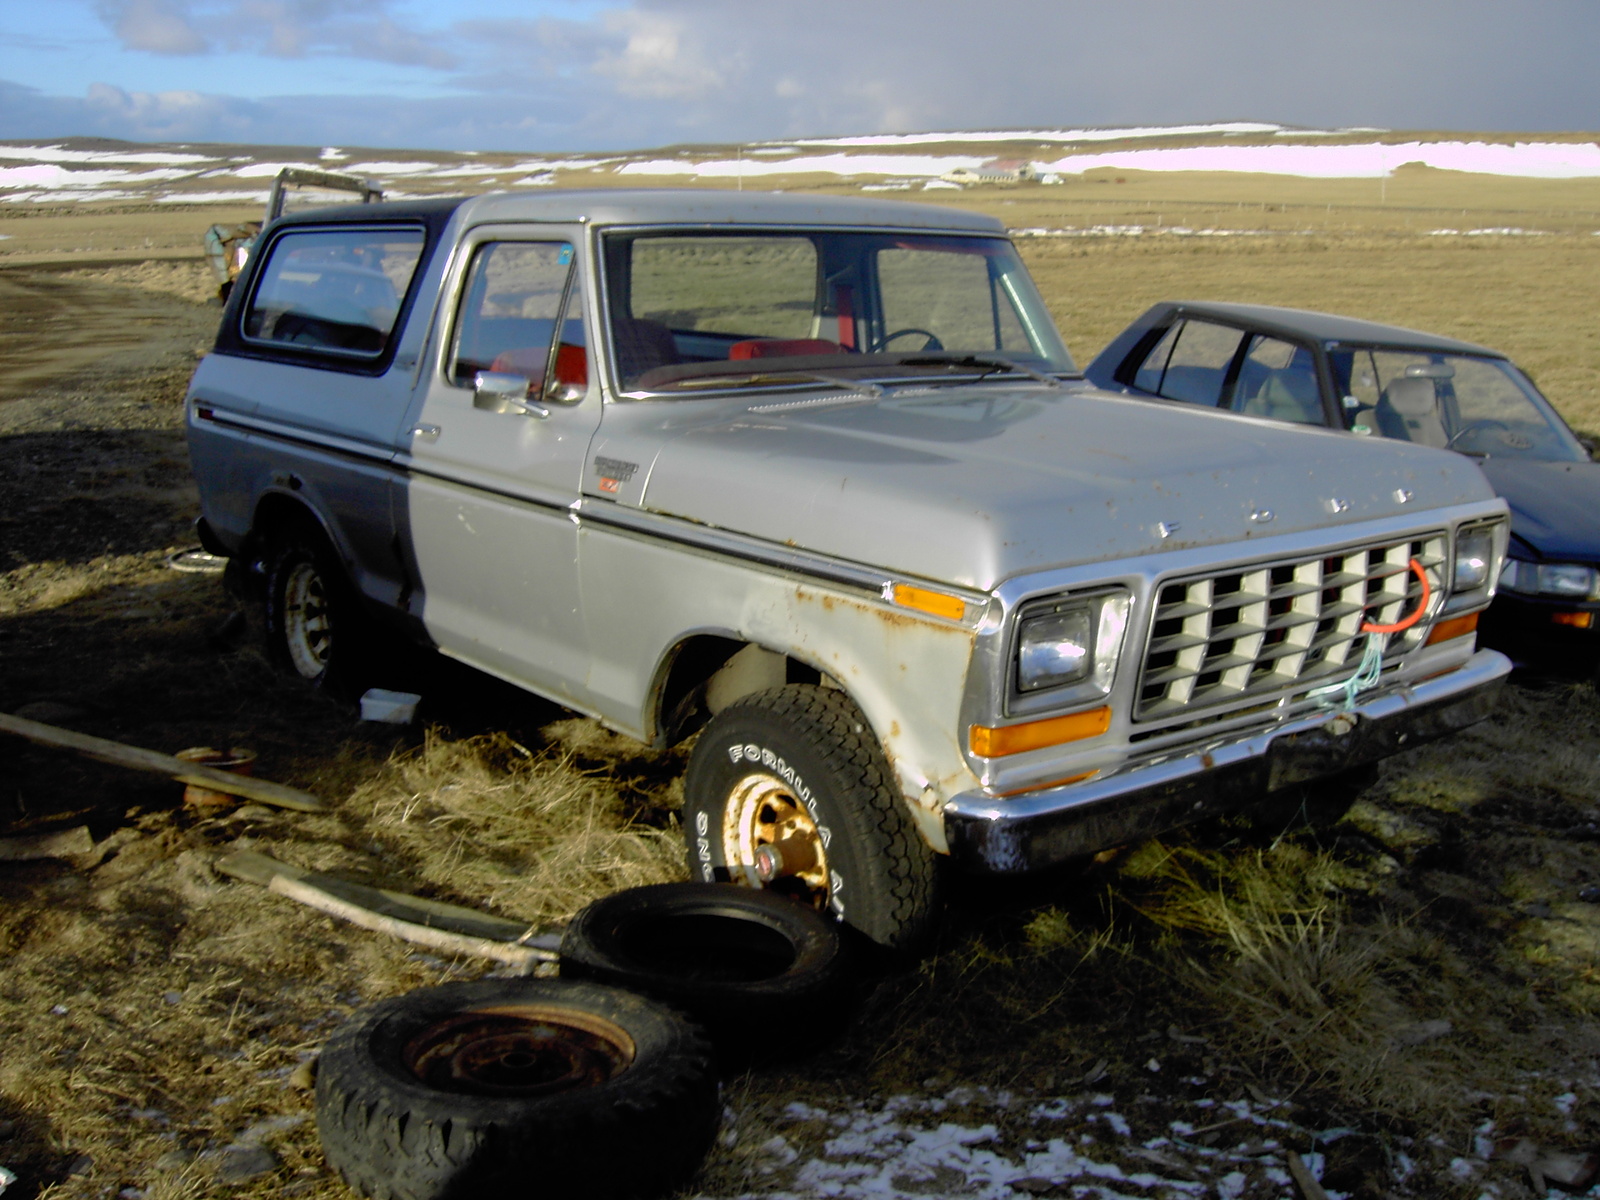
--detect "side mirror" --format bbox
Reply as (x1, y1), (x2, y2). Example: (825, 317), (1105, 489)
(544, 380), (586, 405)
(474, 371), (549, 419)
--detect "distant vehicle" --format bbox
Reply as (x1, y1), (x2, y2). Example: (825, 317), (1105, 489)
(203, 168), (381, 302)
(1086, 300), (1600, 664)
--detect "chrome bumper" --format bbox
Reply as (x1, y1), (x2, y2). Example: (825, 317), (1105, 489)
(943, 649), (1510, 874)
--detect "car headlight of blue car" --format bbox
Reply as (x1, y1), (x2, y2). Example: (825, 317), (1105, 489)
(1499, 559), (1600, 600)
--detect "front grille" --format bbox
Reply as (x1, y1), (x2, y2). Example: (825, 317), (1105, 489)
(1135, 534), (1446, 722)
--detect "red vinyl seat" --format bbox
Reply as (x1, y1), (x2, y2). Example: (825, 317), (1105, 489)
(727, 338), (842, 360)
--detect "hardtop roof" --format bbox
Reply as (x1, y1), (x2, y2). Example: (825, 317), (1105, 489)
(1157, 300), (1504, 357)
(272, 188), (1005, 234)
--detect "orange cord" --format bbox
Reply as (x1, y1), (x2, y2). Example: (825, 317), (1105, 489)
(1360, 558), (1431, 634)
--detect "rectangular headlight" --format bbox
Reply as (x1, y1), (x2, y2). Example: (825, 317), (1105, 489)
(1537, 563), (1599, 598)
(1014, 590), (1130, 699)
(1454, 525), (1495, 591)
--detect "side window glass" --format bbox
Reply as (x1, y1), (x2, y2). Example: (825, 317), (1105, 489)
(449, 242), (587, 390)
(1155, 320), (1245, 406)
(1131, 324), (1180, 393)
(244, 227), (422, 356)
(1233, 336), (1323, 424)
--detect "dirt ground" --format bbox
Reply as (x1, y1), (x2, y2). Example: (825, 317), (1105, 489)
(5, 201), (1600, 1200)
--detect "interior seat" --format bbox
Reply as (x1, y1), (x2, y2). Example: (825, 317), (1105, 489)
(1382, 376), (1449, 447)
(1240, 368), (1322, 424)
(612, 317), (681, 383)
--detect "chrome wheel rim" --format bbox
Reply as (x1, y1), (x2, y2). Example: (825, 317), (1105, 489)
(722, 772), (830, 909)
(282, 561), (333, 680)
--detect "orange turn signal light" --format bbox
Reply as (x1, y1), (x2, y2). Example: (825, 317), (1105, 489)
(1425, 612), (1479, 645)
(1552, 610), (1595, 629)
(891, 583), (966, 621)
(970, 706), (1112, 757)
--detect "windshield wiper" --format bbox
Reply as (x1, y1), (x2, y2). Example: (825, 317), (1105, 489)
(897, 354), (1065, 389)
(658, 369), (883, 400)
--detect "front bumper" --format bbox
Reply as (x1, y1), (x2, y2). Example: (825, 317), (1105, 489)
(943, 648), (1510, 873)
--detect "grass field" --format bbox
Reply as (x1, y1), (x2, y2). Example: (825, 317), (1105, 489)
(4, 160), (1600, 1199)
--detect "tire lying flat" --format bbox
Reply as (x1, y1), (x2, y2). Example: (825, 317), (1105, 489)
(559, 882), (848, 1059)
(315, 978), (719, 1200)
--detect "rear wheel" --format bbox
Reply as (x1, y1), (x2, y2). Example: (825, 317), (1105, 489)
(263, 527), (370, 697)
(682, 685), (939, 952)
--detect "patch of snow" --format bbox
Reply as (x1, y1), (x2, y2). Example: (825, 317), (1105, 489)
(777, 122), (1289, 147)
(0, 143), (216, 165)
(1554, 1091), (1579, 1114)
(319, 147), (346, 160)
(1034, 140), (1600, 179)
(154, 190), (269, 204)
(617, 153), (984, 179)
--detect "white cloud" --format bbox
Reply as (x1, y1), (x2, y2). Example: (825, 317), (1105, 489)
(591, 8), (723, 99)
(101, 0), (209, 54)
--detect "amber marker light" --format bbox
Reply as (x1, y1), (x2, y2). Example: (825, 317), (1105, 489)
(970, 706), (1112, 757)
(1424, 612), (1479, 645)
(1552, 611), (1595, 629)
(891, 583), (966, 621)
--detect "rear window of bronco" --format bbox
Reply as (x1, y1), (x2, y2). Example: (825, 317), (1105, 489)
(243, 227), (424, 357)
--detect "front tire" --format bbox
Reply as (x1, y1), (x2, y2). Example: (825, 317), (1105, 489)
(682, 685), (939, 951)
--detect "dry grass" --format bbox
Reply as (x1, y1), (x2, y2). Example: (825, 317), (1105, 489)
(353, 729), (686, 927)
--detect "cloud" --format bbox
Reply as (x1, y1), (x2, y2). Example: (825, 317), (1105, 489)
(12, 0), (1600, 151)
(97, 0), (209, 54)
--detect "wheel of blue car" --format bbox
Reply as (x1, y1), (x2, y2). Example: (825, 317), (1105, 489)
(682, 684), (939, 952)
(263, 526), (374, 699)
(315, 978), (720, 1200)
(559, 882), (848, 1058)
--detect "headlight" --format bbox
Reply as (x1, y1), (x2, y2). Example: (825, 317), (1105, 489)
(1499, 559), (1600, 599)
(1538, 564), (1598, 597)
(1018, 608), (1093, 691)
(1453, 525), (1495, 591)
(1015, 591), (1130, 698)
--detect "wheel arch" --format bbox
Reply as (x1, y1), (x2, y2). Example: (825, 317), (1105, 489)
(649, 632), (846, 748)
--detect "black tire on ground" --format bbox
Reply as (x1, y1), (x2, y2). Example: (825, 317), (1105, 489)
(315, 978), (720, 1200)
(263, 525), (372, 698)
(559, 882), (849, 1058)
(682, 684), (939, 952)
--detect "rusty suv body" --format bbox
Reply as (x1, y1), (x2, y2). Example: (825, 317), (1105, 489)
(186, 189), (1511, 947)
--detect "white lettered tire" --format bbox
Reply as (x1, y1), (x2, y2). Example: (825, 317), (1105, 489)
(682, 685), (938, 951)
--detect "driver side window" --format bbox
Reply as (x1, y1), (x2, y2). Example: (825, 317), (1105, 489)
(449, 241), (587, 391)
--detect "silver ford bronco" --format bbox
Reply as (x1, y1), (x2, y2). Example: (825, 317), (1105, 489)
(186, 190), (1511, 948)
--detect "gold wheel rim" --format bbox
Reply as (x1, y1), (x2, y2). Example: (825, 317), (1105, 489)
(722, 772), (830, 909)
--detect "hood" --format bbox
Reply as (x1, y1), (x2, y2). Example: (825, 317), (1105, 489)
(627, 383), (1497, 590)
(1477, 456), (1600, 563)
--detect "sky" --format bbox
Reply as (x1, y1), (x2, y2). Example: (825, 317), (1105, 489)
(1, 0), (1599, 153)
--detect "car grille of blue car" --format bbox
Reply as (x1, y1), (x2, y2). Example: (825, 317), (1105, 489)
(1135, 533), (1447, 722)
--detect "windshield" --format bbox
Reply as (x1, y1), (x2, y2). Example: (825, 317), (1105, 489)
(1328, 346), (1587, 461)
(600, 229), (1074, 394)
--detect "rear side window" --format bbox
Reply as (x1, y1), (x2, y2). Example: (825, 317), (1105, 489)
(1136, 319), (1247, 407)
(244, 227), (424, 357)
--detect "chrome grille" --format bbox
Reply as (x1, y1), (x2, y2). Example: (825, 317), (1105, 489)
(1135, 534), (1447, 721)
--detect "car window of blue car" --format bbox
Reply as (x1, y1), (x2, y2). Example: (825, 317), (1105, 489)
(1232, 336), (1322, 424)
(1330, 347), (1587, 460)
(1134, 319), (1245, 406)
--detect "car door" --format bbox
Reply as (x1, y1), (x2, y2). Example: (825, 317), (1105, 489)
(396, 225), (601, 703)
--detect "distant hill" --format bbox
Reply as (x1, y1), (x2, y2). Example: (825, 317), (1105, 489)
(3, 124), (1599, 206)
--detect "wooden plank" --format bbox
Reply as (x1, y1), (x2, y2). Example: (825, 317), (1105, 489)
(0, 712), (326, 812)
(216, 847), (559, 952)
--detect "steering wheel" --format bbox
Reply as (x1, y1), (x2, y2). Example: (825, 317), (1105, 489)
(1445, 419), (1511, 450)
(868, 327), (943, 353)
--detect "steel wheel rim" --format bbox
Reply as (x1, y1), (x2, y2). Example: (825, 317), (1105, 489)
(402, 1004), (635, 1097)
(723, 772), (831, 909)
(282, 561), (332, 679)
